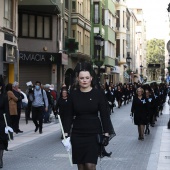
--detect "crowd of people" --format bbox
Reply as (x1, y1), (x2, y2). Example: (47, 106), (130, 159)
(0, 62), (169, 170)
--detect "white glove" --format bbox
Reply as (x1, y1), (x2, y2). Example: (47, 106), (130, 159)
(5, 126), (14, 134)
(62, 137), (71, 152)
(108, 102), (112, 105)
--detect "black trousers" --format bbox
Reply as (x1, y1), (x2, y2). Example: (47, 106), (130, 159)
(10, 115), (18, 132)
(32, 106), (44, 131)
(26, 101), (32, 118)
(16, 109), (21, 130)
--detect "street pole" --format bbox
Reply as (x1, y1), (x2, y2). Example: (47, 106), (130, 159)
(129, 62), (130, 83)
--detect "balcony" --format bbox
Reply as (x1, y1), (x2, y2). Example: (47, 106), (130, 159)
(18, 0), (61, 15)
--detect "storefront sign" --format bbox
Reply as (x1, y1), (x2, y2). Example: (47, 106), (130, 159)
(19, 51), (64, 64)
(61, 53), (68, 65)
(111, 66), (120, 74)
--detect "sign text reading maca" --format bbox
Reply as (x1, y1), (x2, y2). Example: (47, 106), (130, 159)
(19, 53), (46, 62)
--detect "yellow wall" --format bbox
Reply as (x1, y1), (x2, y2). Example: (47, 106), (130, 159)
(9, 64), (14, 83)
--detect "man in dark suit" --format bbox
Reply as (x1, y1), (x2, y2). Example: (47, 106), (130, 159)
(12, 81), (24, 133)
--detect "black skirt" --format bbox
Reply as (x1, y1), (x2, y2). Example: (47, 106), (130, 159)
(71, 133), (100, 164)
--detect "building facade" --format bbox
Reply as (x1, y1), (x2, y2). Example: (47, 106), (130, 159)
(115, 0), (127, 83)
(91, 0), (117, 85)
(0, 0), (19, 84)
(18, 0), (68, 91)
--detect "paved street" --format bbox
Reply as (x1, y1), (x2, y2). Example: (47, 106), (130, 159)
(2, 100), (170, 170)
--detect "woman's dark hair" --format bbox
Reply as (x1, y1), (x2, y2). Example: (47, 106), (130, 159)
(6, 83), (13, 92)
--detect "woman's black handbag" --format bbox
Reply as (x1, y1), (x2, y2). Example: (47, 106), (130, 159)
(97, 134), (109, 146)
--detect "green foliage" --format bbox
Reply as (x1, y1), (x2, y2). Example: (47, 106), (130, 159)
(146, 39), (165, 64)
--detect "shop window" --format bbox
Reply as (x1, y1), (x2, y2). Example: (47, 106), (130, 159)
(72, 30), (75, 38)
(4, 0), (12, 29)
(19, 13), (52, 40)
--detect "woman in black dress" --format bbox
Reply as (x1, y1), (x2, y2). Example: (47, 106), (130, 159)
(64, 62), (111, 170)
(131, 87), (148, 140)
(0, 82), (10, 168)
(56, 87), (69, 138)
(115, 85), (123, 108)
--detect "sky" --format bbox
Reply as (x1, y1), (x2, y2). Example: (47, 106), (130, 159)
(126, 0), (170, 40)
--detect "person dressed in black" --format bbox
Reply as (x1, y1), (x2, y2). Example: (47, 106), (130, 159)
(144, 89), (155, 134)
(115, 85), (123, 108)
(64, 62), (111, 170)
(131, 87), (148, 140)
(12, 81), (24, 133)
(0, 82), (10, 168)
(56, 87), (69, 139)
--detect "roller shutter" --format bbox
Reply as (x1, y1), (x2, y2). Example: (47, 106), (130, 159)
(19, 64), (51, 91)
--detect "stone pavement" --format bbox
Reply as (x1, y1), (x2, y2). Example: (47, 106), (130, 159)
(2, 100), (170, 170)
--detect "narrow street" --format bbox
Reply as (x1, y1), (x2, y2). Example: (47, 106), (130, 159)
(3, 100), (170, 170)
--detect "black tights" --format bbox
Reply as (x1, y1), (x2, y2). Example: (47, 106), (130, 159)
(77, 163), (96, 170)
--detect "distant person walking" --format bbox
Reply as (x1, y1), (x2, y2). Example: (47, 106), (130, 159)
(12, 81), (24, 133)
(131, 87), (148, 140)
(6, 83), (18, 133)
(31, 81), (48, 134)
(0, 82), (10, 168)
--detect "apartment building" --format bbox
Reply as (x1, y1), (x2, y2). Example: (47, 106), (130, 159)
(0, 0), (18, 84)
(18, 0), (68, 91)
(131, 8), (147, 82)
(115, 0), (127, 83)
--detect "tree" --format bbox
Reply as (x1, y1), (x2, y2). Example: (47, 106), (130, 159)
(146, 39), (165, 64)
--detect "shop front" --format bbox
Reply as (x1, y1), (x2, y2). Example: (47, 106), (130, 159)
(19, 51), (68, 91)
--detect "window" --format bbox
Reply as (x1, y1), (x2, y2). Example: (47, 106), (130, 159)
(4, 0), (12, 29)
(94, 3), (99, 24)
(65, 0), (69, 9)
(19, 13), (52, 39)
(116, 10), (120, 28)
(72, 1), (76, 12)
(64, 21), (68, 37)
(72, 30), (75, 38)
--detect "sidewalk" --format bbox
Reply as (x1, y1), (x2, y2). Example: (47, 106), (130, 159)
(8, 114), (61, 149)
(147, 102), (170, 170)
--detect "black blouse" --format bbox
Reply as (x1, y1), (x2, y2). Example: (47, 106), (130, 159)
(64, 88), (110, 134)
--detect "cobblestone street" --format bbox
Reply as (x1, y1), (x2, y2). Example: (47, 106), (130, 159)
(2, 100), (170, 170)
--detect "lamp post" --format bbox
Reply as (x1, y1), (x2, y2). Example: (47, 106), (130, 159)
(140, 64), (143, 83)
(126, 55), (132, 83)
(94, 32), (104, 87)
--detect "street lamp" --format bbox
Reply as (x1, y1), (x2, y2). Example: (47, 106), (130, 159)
(94, 32), (104, 87)
(126, 55), (132, 83)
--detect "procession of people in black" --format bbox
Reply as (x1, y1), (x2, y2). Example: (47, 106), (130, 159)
(0, 62), (169, 169)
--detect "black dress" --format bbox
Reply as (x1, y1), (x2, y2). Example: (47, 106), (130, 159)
(65, 88), (110, 164)
(0, 93), (9, 150)
(131, 96), (148, 125)
(56, 97), (69, 131)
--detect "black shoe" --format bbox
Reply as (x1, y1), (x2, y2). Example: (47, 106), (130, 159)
(141, 137), (144, 141)
(148, 129), (150, 135)
(102, 151), (112, 157)
(39, 130), (43, 134)
(14, 131), (18, 134)
(34, 126), (39, 132)
(17, 129), (23, 133)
